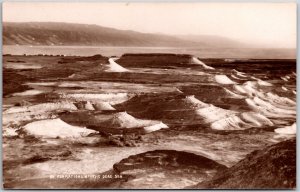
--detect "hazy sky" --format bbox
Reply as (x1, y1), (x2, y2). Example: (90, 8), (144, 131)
(3, 2), (296, 48)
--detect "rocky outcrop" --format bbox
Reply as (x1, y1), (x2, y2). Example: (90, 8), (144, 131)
(191, 138), (296, 189)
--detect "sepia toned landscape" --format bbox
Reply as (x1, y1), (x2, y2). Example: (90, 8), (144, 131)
(2, 2), (297, 189)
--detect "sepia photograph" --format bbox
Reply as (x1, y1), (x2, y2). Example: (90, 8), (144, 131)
(2, 2), (296, 189)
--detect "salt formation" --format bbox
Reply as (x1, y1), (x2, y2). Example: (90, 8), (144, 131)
(265, 92), (296, 106)
(210, 112), (273, 131)
(196, 105), (237, 123)
(232, 69), (247, 77)
(3, 127), (19, 137)
(103, 112), (168, 132)
(282, 86), (288, 91)
(187, 94), (275, 130)
(105, 112), (158, 128)
(93, 101), (116, 111)
(233, 85), (248, 94)
(281, 77), (289, 82)
(211, 115), (252, 130)
(257, 80), (272, 86)
(85, 101), (95, 110)
(215, 75), (237, 85)
(60, 93), (131, 105)
(3, 112), (57, 126)
(230, 74), (243, 80)
(245, 98), (295, 119)
(22, 118), (98, 139)
(191, 57), (215, 70)
(240, 112), (273, 127)
(106, 58), (129, 72)
(144, 122), (169, 133)
(233, 81), (269, 98)
(68, 74), (76, 78)
(4, 101), (77, 114)
(3, 102), (76, 126)
(25, 82), (57, 86)
(275, 123), (296, 135)
(183, 95), (209, 108)
(223, 88), (245, 99)
(13, 90), (44, 96)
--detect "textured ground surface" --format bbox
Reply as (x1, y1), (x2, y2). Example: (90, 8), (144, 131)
(2, 54), (296, 189)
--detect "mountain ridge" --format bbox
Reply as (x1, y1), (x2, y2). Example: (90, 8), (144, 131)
(3, 22), (249, 48)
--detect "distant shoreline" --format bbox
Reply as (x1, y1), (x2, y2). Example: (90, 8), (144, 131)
(3, 45), (296, 59)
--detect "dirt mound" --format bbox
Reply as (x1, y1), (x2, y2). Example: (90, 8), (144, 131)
(3, 68), (32, 96)
(58, 54), (108, 64)
(192, 138), (296, 189)
(117, 53), (208, 68)
(114, 150), (227, 189)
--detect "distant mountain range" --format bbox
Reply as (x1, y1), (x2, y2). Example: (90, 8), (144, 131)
(4, 22), (249, 48)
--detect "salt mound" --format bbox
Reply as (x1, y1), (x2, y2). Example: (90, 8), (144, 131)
(230, 74), (243, 80)
(175, 88), (183, 93)
(245, 98), (295, 118)
(93, 101), (116, 111)
(231, 69), (249, 80)
(257, 79), (272, 86)
(282, 86), (288, 91)
(236, 72), (248, 78)
(253, 97), (296, 115)
(191, 57), (215, 70)
(85, 101), (95, 110)
(23, 118), (98, 139)
(210, 115), (252, 130)
(106, 58), (129, 72)
(3, 127), (19, 137)
(233, 85), (247, 94)
(275, 123), (296, 135)
(60, 93), (131, 105)
(144, 122), (169, 133)
(241, 81), (265, 97)
(68, 74), (76, 78)
(215, 75), (237, 85)
(183, 95), (209, 108)
(104, 112), (163, 129)
(241, 112), (273, 127)
(281, 76), (289, 82)
(266, 92), (296, 106)
(4, 101), (77, 114)
(223, 88), (245, 99)
(196, 105), (237, 123)
(232, 69), (247, 77)
(3, 112), (57, 126)
(210, 111), (273, 130)
(26, 82), (57, 87)
(13, 90), (44, 96)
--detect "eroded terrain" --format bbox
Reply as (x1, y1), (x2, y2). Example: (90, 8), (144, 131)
(2, 54), (296, 189)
